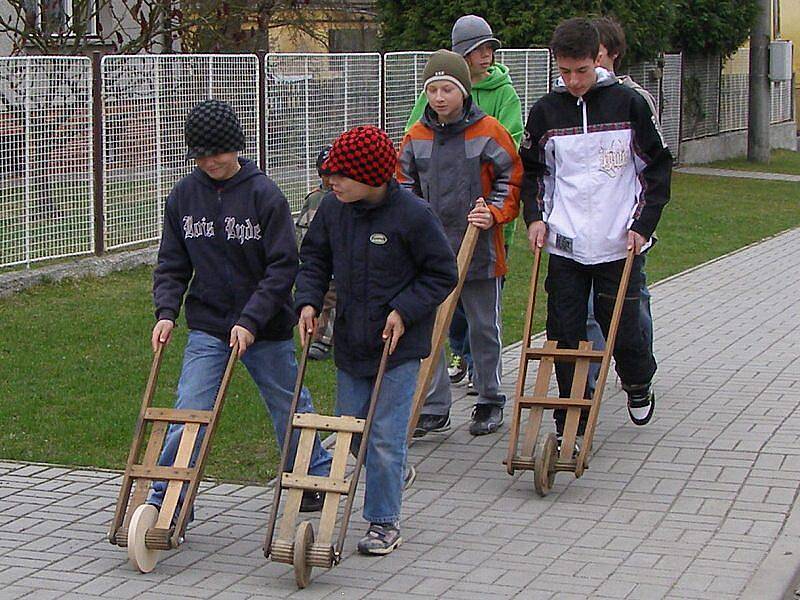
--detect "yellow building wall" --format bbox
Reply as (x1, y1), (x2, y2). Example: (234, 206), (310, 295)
(779, 0), (799, 122)
(268, 9), (377, 53)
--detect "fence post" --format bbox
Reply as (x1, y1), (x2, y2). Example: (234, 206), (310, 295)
(92, 51), (105, 257)
(257, 50), (267, 173)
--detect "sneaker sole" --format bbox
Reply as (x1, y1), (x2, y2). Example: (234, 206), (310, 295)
(412, 420), (451, 438)
(469, 418), (503, 436)
(358, 537), (403, 556)
(628, 394), (655, 426)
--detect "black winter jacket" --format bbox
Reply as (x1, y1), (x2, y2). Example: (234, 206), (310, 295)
(153, 158), (297, 341)
(295, 180), (458, 377)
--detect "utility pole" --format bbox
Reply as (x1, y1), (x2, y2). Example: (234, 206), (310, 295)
(747, 0), (771, 162)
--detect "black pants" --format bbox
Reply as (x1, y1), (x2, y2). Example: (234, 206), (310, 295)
(546, 254), (657, 434)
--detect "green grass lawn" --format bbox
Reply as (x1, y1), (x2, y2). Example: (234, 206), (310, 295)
(1, 172), (799, 483)
(705, 149), (800, 175)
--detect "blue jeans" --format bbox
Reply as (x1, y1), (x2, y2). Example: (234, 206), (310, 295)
(335, 360), (419, 525)
(448, 301), (473, 375)
(148, 330), (332, 512)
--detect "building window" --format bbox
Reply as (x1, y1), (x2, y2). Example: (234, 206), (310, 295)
(37, 0), (98, 36)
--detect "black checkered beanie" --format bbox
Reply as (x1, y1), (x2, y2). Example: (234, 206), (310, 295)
(185, 99), (245, 159)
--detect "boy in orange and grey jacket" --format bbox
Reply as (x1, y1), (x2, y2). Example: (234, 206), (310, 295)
(396, 49), (522, 436)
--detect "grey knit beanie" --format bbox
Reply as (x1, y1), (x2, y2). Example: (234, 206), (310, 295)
(422, 49), (472, 97)
(184, 99), (245, 159)
(451, 15), (501, 56)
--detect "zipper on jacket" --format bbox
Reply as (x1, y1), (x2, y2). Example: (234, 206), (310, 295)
(577, 97), (588, 134)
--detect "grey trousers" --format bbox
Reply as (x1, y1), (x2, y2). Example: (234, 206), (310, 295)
(422, 277), (505, 416)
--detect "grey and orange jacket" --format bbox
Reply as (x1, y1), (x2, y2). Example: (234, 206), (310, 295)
(396, 99), (522, 280)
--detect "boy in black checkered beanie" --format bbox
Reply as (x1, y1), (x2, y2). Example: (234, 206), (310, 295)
(146, 101), (333, 523)
(295, 125), (458, 556)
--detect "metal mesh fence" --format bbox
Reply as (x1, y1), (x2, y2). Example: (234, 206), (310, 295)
(621, 60), (662, 111)
(771, 79), (793, 124)
(495, 49), (551, 121)
(719, 48), (749, 133)
(661, 53), (683, 155)
(681, 54), (721, 141)
(264, 53), (381, 213)
(102, 54), (259, 250)
(0, 57), (93, 269)
(382, 52), (431, 147)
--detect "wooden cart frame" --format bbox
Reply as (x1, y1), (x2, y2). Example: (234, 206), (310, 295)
(108, 342), (238, 572)
(505, 247), (635, 495)
(263, 337), (392, 588)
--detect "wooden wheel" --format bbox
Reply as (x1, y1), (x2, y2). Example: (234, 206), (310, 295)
(533, 432), (558, 497)
(127, 504), (160, 573)
(293, 520), (315, 589)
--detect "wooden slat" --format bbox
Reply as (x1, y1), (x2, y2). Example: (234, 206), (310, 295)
(292, 413), (365, 434)
(519, 340), (557, 458)
(128, 465), (195, 481)
(155, 422), (199, 530)
(561, 341), (593, 461)
(316, 431), (352, 545)
(277, 427), (317, 541)
(144, 408), (213, 424)
(525, 347), (605, 361)
(281, 474), (350, 494)
(125, 420), (168, 527)
(518, 395), (593, 408)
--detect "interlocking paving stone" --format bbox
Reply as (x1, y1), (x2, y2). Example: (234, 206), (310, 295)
(1, 228), (799, 598)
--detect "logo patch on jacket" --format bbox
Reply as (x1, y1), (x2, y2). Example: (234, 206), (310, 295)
(183, 216), (215, 239)
(598, 139), (630, 178)
(225, 217), (262, 244)
(370, 233), (388, 245)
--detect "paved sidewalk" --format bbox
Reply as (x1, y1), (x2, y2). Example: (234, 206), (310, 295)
(675, 166), (800, 182)
(1, 228), (799, 599)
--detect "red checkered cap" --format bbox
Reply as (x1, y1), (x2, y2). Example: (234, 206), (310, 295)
(320, 125), (397, 187)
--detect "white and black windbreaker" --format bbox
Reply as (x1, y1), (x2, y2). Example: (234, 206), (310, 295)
(520, 68), (672, 265)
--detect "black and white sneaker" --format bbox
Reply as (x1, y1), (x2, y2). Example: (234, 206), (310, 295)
(556, 434), (581, 458)
(299, 490), (325, 512)
(466, 377), (478, 396)
(403, 464), (416, 490)
(625, 384), (655, 426)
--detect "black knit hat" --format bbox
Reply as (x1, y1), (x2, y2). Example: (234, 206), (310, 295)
(184, 99), (245, 159)
(320, 126), (396, 187)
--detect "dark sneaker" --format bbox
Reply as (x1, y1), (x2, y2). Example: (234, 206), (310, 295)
(466, 377), (478, 396)
(412, 414), (451, 439)
(469, 405), (503, 436)
(403, 464), (416, 490)
(299, 490), (325, 512)
(308, 341), (332, 361)
(625, 384), (655, 426)
(357, 523), (402, 555)
(448, 354), (468, 384)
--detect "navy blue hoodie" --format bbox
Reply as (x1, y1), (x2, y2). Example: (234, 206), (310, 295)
(153, 158), (296, 341)
(295, 180), (458, 377)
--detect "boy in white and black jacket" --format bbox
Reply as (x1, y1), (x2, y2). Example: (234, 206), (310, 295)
(150, 100), (331, 518)
(520, 18), (672, 443)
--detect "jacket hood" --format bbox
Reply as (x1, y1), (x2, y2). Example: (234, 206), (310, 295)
(420, 96), (487, 135)
(473, 63), (513, 91)
(190, 157), (262, 191)
(552, 67), (617, 96)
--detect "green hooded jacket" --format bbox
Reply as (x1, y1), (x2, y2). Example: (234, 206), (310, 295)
(404, 62), (523, 245)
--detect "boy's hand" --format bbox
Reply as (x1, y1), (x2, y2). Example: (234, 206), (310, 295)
(627, 230), (647, 255)
(382, 310), (405, 355)
(230, 325), (255, 358)
(298, 306), (317, 348)
(151, 319), (174, 352)
(527, 221), (547, 251)
(467, 197), (495, 230)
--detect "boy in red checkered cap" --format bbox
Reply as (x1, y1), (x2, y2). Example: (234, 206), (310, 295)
(295, 125), (458, 555)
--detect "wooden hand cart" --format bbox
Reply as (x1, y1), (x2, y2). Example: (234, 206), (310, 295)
(108, 342), (238, 572)
(505, 247), (635, 496)
(406, 223), (479, 441)
(263, 337), (392, 589)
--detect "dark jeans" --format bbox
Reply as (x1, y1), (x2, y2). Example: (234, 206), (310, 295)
(546, 254), (657, 435)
